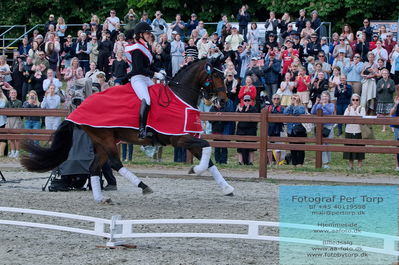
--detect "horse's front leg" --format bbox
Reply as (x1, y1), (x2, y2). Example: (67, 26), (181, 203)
(89, 147), (112, 203)
(173, 136), (234, 196)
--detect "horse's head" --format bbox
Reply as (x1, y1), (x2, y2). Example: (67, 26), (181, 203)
(200, 55), (227, 102)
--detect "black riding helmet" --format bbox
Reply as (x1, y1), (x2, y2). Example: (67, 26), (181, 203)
(135, 22), (153, 34)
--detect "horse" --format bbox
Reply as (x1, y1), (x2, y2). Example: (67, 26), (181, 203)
(20, 57), (235, 203)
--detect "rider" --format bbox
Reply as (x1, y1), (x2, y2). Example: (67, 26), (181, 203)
(125, 22), (165, 138)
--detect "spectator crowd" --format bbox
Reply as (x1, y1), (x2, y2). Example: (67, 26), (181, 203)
(0, 6), (398, 169)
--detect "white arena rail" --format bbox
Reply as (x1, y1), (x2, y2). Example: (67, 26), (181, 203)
(1, 207), (398, 254)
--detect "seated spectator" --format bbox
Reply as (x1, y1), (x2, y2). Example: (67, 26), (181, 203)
(85, 62), (102, 85)
(41, 84), (61, 130)
(5, 89), (22, 158)
(343, 93), (365, 170)
(23, 90), (41, 130)
(311, 91), (335, 169)
(111, 50), (129, 85)
(185, 38), (199, 60)
(277, 72), (295, 106)
(376, 68), (395, 132)
(0, 74), (13, 99)
(335, 75), (353, 136)
(97, 72), (109, 91)
(333, 49), (350, 70)
(236, 95), (258, 165)
(197, 34), (212, 59)
(45, 42), (59, 72)
(18, 37), (31, 57)
(265, 94), (285, 165)
(284, 94), (307, 167)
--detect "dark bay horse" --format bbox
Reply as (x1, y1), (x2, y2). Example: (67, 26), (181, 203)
(21, 57), (235, 202)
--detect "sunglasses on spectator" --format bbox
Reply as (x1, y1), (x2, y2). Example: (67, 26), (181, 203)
(272, 98), (280, 100)
(318, 55), (325, 57)
(354, 56), (360, 58)
(352, 98), (359, 101)
(244, 99), (251, 102)
(339, 39), (345, 41)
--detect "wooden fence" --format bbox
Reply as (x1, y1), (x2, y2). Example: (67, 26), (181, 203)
(1, 108), (399, 178)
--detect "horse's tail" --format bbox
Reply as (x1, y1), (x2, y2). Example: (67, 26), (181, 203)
(21, 120), (75, 172)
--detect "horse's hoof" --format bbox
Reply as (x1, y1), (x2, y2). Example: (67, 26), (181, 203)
(188, 166), (195, 174)
(222, 185), (234, 196)
(142, 187), (153, 195)
(99, 198), (113, 204)
(225, 192), (234, 197)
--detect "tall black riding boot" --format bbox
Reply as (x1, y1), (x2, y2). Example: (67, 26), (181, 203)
(138, 99), (150, 139)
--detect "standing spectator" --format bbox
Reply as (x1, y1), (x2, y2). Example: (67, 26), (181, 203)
(113, 33), (128, 55)
(29, 69), (45, 101)
(5, 89), (22, 158)
(237, 5), (250, 42)
(376, 69), (395, 132)
(300, 21), (315, 41)
(345, 53), (364, 95)
(372, 40), (388, 66)
(359, 18), (373, 43)
(210, 98), (235, 164)
(21, 56), (34, 101)
(310, 10), (321, 34)
(320, 38), (330, 60)
(153, 45), (170, 76)
(0, 74), (13, 100)
(278, 72), (295, 106)
(89, 34), (99, 64)
(295, 67), (311, 107)
(281, 39), (299, 75)
(225, 71), (240, 108)
(185, 38), (199, 59)
(342, 24), (354, 42)
(238, 76), (256, 106)
(151, 11), (167, 41)
(185, 13), (199, 36)
(307, 33), (321, 57)
(111, 50), (129, 85)
(311, 91), (335, 168)
(335, 75), (353, 136)
(343, 93), (365, 170)
(18, 37), (31, 57)
(360, 52), (378, 113)
(0, 56), (12, 83)
(216, 15), (228, 37)
(44, 14), (57, 33)
(64, 57), (84, 108)
(278, 13), (291, 41)
(196, 21), (207, 39)
(225, 27), (244, 51)
(63, 35), (75, 68)
(97, 30), (113, 76)
(11, 52), (24, 97)
(0, 89), (7, 156)
(265, 94), (285, 165)
(41, 84), (61, 130)
(390, 45), (399, 93)
(247, 23), (261, 56)
(197, 34), (212, 59)
(264, 51), (281, 98)
(140, 12), (152, 25)
(333, 37), (352, 58)
(124, 9), (138, 30)
(333, 48), (350, 70)
(264, 11), (278, 40)
(45, 42), (59, 72)
(75, 33), (90, 73)
(263, 33), (279, 54)
(295, 9), (308, 34)
(23, 90), (41, 130)
(284, 95), (307, 167)
(106, 10), (120, 33)
(56, 17), (67, 45)
(384, 33), (396, 56)
(355, 32), (369, 62)
(34, 51), (49, 72)
(390, 96), (399, 170)
(85, 62), (102, 85)
(43, 69), (62, 93)
(169, 14), (185, 41)
(171, 33), (185, 76)
(236, 95), (257, 165)
(245, 57), (263, 105)
(309, 71), (329, 105)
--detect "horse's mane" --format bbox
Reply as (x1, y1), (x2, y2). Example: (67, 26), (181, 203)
(171, 58), (207, 83)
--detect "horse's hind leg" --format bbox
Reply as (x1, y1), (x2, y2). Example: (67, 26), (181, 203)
(106, 143), (153, 195)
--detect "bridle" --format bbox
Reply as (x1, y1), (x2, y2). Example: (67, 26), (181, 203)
(201, 63), (226, 99)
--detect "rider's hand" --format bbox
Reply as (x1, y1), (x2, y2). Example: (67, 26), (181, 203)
(154, 72), (165, 80)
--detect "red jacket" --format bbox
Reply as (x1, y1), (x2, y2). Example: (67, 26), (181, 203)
(238, 85), (256, 106)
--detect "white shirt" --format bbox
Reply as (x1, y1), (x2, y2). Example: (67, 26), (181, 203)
(107, 16), (120, 32)
(43, 78), (61, 92)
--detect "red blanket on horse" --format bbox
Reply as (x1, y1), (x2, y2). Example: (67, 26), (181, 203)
(66, 83), (203, 135)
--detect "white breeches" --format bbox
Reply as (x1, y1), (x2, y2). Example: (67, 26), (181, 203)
(130, 75), (154, 105)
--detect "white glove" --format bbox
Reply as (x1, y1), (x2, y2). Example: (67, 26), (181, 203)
(159, 69), (167, 76)
(154, 72), (165, 80)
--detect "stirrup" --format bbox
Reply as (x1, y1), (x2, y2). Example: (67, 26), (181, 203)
(138, 128), (147, 139)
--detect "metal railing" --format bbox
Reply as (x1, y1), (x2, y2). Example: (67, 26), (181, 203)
(0, 25), (27, 55)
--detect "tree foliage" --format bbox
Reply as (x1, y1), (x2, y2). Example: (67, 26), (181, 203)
(1, 0), (399, 33)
